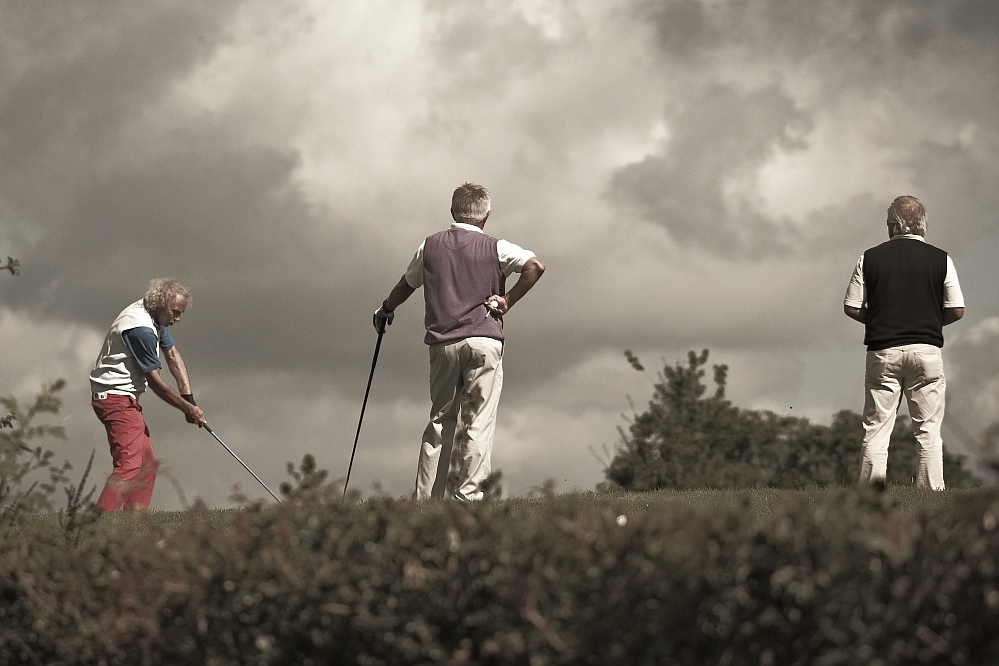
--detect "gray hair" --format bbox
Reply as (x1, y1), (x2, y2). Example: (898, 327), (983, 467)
(145, 278), (190, 311)
(887, 195), (927, 237)
(451, 183), (491, 224)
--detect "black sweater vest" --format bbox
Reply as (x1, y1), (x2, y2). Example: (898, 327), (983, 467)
(863, 238), (947, 351)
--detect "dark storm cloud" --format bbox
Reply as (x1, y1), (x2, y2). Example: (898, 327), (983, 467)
(909, 141), (999, 251)
(8, 132), (383, 379)
(2, 0), (998, 504)
(612, 0), (999, 258)
(0, 1), (240, 174)
(641, 0), (998, 69)
(610, 84), (811, 256)
(0, 1), (388, 380)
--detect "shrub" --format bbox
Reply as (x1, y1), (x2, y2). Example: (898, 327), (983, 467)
(1, 488), (997, 664)
(607, 350), (981, 490)
(0, 379), (74, 514)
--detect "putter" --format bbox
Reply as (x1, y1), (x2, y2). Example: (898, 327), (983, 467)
(205, 425), (283, 504)
(343, 318), (387, 503)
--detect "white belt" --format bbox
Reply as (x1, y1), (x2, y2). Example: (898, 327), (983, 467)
(92, 391), (108, 400)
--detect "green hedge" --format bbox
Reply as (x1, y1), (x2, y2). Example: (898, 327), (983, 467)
(2, 490), (998, 665)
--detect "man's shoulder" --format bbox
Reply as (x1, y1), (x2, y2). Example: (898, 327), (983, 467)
(428, 226), (500, 246)
(866, 238), (947, 256)
(114, 300), (155, 328)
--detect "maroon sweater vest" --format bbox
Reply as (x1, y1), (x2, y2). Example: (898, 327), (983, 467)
(422, 227), (506, 345)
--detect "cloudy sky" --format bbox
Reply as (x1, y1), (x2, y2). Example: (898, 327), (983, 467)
(2, 0), (998, 508)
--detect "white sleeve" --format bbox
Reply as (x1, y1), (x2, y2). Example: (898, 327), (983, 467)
(404, 241), (425, 288)
(943, 255), (965, 308)
(843, 255), (865, 308)
(496, 239), (536, 278)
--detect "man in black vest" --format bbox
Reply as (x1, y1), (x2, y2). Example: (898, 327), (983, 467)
(844, 195), (965, 489)
(374, 183), (545, 500)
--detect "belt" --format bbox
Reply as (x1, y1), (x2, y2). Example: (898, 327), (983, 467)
(92, 392), (109, 400)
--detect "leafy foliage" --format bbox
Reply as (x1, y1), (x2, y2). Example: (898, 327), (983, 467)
(0, 379), (74, 512)
(275, 454), (363, 506)
(1, 256), (19, 275)
(605, 350), (980, 490)
(1, 488), (998, 664)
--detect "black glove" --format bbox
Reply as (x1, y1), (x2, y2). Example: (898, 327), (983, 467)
(181, 393), (197, 406)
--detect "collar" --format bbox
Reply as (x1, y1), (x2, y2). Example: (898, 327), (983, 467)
(142, 299), (160, 324)
(890, 234), (925, 242)
(451, 222), (484, 234)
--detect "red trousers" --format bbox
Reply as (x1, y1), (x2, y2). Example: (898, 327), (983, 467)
(92, 394), (157, 511)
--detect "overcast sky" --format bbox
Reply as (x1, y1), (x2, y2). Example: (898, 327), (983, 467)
(2, 0), (998, 508)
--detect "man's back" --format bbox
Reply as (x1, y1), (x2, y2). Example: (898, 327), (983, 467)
(422, 227), (505, 345)
(862, 237), (947, 351)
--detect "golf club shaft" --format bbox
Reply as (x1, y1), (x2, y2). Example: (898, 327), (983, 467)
(205, 425), (283, 504)
(343, 326), (385, 503)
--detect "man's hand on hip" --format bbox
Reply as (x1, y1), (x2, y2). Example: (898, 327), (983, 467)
(484, 295), (509, 315)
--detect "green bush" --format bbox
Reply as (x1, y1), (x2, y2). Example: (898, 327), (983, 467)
(1, 488), (998, 664)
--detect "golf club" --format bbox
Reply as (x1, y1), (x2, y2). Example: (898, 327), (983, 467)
(205, 425), (283, 504)
(343, 318), (387, 503)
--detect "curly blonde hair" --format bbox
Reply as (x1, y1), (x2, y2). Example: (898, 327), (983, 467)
(144, 278), (191, 311)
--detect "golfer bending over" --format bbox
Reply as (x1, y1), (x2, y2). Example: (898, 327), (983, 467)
(844, 196), (964, 490)
(89, 278), (206, 510)
(374, 183), (545, 500)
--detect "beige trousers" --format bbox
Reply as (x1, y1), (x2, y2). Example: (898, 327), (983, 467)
(859, 343), (946, 490)
(415, 337), (504, 501)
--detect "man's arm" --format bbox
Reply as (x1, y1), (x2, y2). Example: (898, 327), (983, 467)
(385, 276), (417, 311)
(147, 350), (205, 426)
(164, 346), (193, 395)
(374, 276), (417, 332)
(844, 304), (866, 323)
(486, 257), (545, 315)
(845, 305), (964, 325)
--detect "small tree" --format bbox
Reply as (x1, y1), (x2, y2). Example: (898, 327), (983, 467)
(605, 350), (981, 490)
(605, 349), (770, 489)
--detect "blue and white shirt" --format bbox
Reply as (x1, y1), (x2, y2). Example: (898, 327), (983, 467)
(90, 300), (175, 397)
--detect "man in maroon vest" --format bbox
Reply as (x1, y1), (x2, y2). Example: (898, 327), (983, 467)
(375, 183), (545, 500)
(843, 195), (965, 489)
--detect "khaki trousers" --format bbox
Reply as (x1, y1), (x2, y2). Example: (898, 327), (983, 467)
(416, 337), (503, 501)
(859, 343), (946, 490)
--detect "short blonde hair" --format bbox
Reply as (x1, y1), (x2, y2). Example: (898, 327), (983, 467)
(887, 195), (927, 237)
(144, 278), (190, 311)
(451, 183), (491, 224)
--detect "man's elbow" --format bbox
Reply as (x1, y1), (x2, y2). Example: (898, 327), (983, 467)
(527, 257), (545, 278)
(944, 307), (965, 324)
(844, 305), (863, 322)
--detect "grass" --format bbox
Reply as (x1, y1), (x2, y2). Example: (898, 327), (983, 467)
(10, 483), (990, 537)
